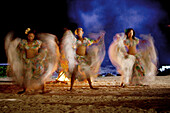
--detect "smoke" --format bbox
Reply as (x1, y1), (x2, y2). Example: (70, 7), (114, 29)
(67, 0), (168, 66)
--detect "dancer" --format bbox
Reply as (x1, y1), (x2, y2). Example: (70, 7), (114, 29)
(60, 28), (105, 90)
(108, 28), (157, 87)
(5, 28), (60, 94)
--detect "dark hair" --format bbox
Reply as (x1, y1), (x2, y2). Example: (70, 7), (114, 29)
(125, 28), (135, 39)
(27, 30), (36, 35)
(24, 28), (37, 40)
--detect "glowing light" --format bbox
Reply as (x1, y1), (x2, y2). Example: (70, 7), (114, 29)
(56, 71), (70, 81)
(159, 66), (170, 72)
(0, 99), (22, 101)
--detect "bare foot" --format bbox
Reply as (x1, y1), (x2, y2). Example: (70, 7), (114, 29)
(90, 87), (99, 90)
(67, 88), (74, 91)
(17, 90), (26, 94)
(120, 83), (126, 88)
(120, 83), (123, 87)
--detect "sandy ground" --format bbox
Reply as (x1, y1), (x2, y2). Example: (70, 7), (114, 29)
(0, 76), (170, 113)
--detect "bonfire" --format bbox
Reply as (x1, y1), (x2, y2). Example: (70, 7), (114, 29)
(46, 71), (69, 84)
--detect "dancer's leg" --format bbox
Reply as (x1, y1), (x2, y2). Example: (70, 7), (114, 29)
(120, 73), (124, 86)
(87, 77), (98, 90)
(41, 83), (46, 93)
(18, 87), (26, 94)
(18, 81), (27, 94)
(69, 66), (77, 91)
(120, 72), (126, 87)
(69, 73), (76, 91)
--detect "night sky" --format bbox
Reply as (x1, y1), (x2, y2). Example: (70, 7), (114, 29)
(0, 0), (170, 68)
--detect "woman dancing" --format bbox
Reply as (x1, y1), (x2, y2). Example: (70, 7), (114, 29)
(60, 28), (105, 91)
(109, 28), (157, 87)
(5, 28), (60, 94)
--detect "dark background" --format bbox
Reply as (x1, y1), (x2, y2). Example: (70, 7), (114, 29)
(0, 1), (76, 63)
(0, 0), (170, 69)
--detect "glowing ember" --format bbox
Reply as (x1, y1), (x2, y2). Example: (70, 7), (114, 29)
(56, 71), (70, 82)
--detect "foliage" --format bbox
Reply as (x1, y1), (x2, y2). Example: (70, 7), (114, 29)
(0, 66), (7, 77)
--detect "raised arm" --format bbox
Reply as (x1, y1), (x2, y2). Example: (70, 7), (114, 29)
(93, 32), (105, 44)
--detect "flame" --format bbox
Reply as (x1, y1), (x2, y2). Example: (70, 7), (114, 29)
(56, 71), (70, 81)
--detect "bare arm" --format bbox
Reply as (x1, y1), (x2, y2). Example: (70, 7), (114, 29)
(93, 32), (105, 44)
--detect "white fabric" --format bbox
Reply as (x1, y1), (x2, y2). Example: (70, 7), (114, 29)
(60, 30), (105, 81)
(5, 32), (60, 89)
(108, 33), (157, 85)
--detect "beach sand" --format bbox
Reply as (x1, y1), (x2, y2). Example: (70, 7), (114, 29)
(0, 76), (170, 113)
